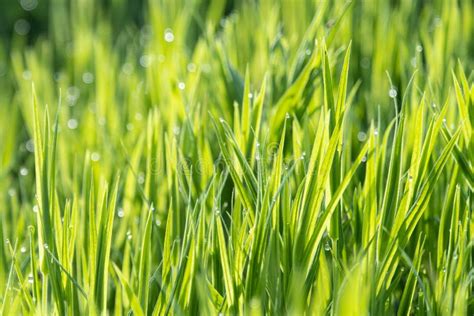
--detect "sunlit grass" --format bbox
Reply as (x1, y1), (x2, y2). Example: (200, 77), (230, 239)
(0, 0), (473, 315)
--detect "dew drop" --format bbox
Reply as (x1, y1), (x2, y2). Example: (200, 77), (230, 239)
(91, 152), (101, 162)
(187, 63), (196, 73)
(285, 112), (290, 119)
(140, 55), (152, 68)
(138, 172), (145, 184)
(82, 72), (94, 84)
(178, 82), (185, 90)
(20, 246), (27, 253)
(416, 44), (423, 52)
(67, 118), (78, 130)
(164, 28), (175, 43)
(219, 117), (225, 123)
(122, 62), (133, 75)
(324, 242), (331, 251)
(389, 87), (397, 98)
(20, 0), (38, 11)
(20, 167), (28, 176)
(173, 126), (181, 135)
(374, 129), (379, 136)
(22, 70), (32, 80)
(117, 208), (124, 218)
(28, 273), (34, 284)
(26, 139), (34, 152)
(33, 205), (39, 213)
(43, 243), (49, 249)
(14, 19), (30, 35)
(357, 131), (367, 142)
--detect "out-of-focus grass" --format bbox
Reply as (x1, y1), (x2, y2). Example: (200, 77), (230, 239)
(0, 0), (472, 315)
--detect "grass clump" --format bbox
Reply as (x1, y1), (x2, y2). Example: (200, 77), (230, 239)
(0, 0), (473, 315)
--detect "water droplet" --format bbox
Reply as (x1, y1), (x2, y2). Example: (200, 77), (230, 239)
(164, 28), (175, 43)
(14, 19), (30, 35)
(28, 273), (34, 284)
(178, 82), (185, 90)
(389, 87), (397, 98)
(20, 246), (27, 253)
(20, 167), (28, 176)
(431, 103), (437, 109)
(33, 205), (39, 213)
(138, 172), (145, 184)
(140, 55), (152, 68)
(285, 112), (290, 119)
(91, 152), (101, 162)
(20, 0), (38, 11)
(305, 49), (311, 56)
(26, 139), (34, 152)
(67, 118), (78, 130)
(5, 239), (10, 244)
(255, 154), (260, 161)
(442, 118), (447, 124)
(117, 208), (124, 218)
(173, 126), (181, 135)
(43, 243), (49, 249)
(374, 129), (379, 136)
(408, 175), (413, 182)
(8, 188), (15, 197)
(256, 142), (260, 148)
(248, 92), (253, 98)
(453, 251), (458, 260)
(187, 63), (196, 73)
(135, 112), (143, 121)
(357, 131), (367, 142)
(126, 123), (134, 131)
(126, 231), (132, 240)
(219, 117), (225, 123)
(82, 72), (94, 84)
(155, 219), (162, 227)
(324, 242), (331, 251)
(122, 62), (133, 75)
(22, 70), (32, 80)
(416, 44), (423, 52)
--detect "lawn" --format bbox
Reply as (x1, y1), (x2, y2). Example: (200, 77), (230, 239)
(0, 0), (472, 315)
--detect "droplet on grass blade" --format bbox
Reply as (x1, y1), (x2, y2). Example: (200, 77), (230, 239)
(357, 131), (367, 142)
(67, 118), (78, 130)
(91, 152), (101, 162)
(178, 82), (186, 90)
(82, 72), (94, 84)
(187, 63), (196, 72)
(14, 19), (30, 35)
(388, 87), (397, 98)
(22, 70), (32, 80)
(20, 167), (28, 176)
(164, 28), (175, 43)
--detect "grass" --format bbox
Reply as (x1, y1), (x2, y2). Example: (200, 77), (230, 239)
(0, 0), (473, 315)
